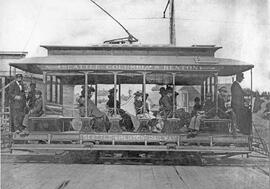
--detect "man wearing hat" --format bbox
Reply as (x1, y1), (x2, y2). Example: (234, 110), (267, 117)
(22, 90), (43, 133)
(78, 85), (96, 117)
(26, 82), (36, 110)
(231, 72), (245, 133)
(134, 91), (143, 115)
(160, 87), (173, 118)
(106, 88), (120, 115)
(218, 86), (228, 113)
(8, 74), (26, 133)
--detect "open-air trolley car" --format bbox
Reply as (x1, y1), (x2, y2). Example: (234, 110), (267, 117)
(9, 44), (254, 163)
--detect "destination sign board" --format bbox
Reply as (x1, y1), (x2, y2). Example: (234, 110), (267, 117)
(82, 134), (180, 142)
(39, 64), (217, 72)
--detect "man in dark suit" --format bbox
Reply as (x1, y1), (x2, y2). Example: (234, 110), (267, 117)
(231, 72), (246, 133)
(9, 74), (26, 133)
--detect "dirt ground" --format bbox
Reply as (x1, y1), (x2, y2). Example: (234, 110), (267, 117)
(1, 162), (269, 189)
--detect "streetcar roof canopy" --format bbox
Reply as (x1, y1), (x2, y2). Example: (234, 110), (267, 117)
(10, 45), (253, 85)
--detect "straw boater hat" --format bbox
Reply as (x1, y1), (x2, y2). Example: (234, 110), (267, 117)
(218, 86), (227, 93)
(134, 91), (143, 96)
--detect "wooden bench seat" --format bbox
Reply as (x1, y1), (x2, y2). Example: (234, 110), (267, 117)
(29, 116), (74, 132)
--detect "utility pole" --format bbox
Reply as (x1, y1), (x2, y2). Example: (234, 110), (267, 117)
(169, 0), (176, 45)
(164, 0), (176, 46)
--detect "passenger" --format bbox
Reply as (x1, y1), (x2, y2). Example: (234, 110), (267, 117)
(218, 86), (227, 114)
(134, 91), (143, 115)
(79, 86), (110, 132)
(22, 90), (44, 135)
(158, 87), (166, 108)
(26, 83), (36, 110)
(176, 108), (191, 128)
(203, 93), (215, 117)
(8, 74), (26, 133)
(160, 87), (173, 118)
(77, 86), (95, 117)
(119, 109), (134, 132)
(106, 88), (120, 116)
(188, 97), (203, 132)
(231, 72), (248, 134)
(191, 97), (202, 117)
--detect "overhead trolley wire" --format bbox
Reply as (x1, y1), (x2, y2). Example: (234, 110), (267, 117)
(22, 1), (44, 52)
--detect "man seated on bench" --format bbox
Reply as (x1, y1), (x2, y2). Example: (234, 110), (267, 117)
(22, 90), (44, 135)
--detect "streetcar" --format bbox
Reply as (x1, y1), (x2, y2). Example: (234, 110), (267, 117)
(9, 44), (254, 163)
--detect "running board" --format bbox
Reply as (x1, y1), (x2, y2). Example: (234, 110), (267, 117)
(11, 144), (251, 154)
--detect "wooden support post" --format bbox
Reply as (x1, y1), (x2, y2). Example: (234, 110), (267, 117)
(95, 84), (98, 106)
(250, 69), (253, 110)
(84, 72), (88, 117)
(214, 73), (218, 117)
(49, 76), (53, 102)
(250, 69), (253, 137)
(172, 73), (176, 118)
(209, 76), (213, 96)
(142, 72), (147, 113)
(113, 72), (118, 116)
(201, 80), (205, 105)
(55, 77), (58, 104)
(118, 84), (121, 109)
(205, 77), (208, 95)
(59, 79), (63, 105)
(42, 72), (47, 115)
(1, 77), (5, 114)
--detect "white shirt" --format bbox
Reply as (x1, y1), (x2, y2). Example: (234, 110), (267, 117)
(16, 81), (22, 91)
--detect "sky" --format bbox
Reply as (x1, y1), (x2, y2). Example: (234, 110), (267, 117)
(0, 0), (269, 92)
